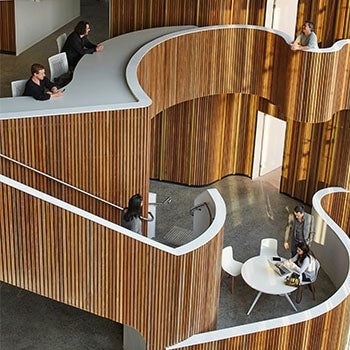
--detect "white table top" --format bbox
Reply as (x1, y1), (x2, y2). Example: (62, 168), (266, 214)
(241, 255), (297, 295)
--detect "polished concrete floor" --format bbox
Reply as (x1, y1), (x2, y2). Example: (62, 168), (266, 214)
(0, 1), (336, 349)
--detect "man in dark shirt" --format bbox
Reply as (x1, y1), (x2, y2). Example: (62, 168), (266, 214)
(23, 63), (64, 101)
(62, 20), (104, 71)
(284, 205), (315, 257)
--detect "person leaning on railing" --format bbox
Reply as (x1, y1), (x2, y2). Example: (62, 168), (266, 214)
(290, 20), (319, 51)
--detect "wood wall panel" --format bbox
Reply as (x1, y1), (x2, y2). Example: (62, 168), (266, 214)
(0, 155), (121, 224)
(296, 0), (350, 47)
(138, 27), (350, 204)
(151, 93), (258, 184)
(139, 28), (349, 124)
(0, 182), (224, 349)
(110, 0), (267, 37)
(0, 109), (151, 221)
(321, 192), (350, 235)
(281, 110), (350, 203)
(169, 297), (350, 349)
(0, 0), (15, 54)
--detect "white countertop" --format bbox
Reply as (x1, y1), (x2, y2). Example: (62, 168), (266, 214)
(0, 26), (196, 120)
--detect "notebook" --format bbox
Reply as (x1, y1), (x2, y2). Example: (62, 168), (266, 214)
(268, 259), (291, 276)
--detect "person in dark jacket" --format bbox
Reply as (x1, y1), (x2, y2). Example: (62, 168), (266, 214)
(23, 63), (64, 101)
(62, 20), (104, 70)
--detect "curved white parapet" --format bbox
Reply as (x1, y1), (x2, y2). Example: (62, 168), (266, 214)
(2, 25), (348, 120)
(0, 175), (226, 257)
(166, 187), (350, 349)
(126, 25), (350, 105)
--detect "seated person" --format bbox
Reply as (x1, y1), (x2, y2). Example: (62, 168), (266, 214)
(62, 20), (104, 71)
(279, 242), (318, 283)
(23, 63), (64, 101)
(290, 20), (319, 51)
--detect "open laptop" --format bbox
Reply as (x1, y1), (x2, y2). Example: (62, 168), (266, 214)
(268, 258), (291, 276)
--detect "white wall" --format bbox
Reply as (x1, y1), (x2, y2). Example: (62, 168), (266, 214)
(265, 0), (298, 39)
(15, 0), (80, 55)
(252, 112), (286, 179)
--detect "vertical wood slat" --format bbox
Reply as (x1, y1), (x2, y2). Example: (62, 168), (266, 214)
(110, 0), (267, 38)
(138, 28), (349, 123)
(137, 28), (349, 203)
(0, 0), (15, 54)
(296, 0), (350, 47)
(0, 109), (151, 224)
(0, 182), (224, 349)
(151, 94), (258, 185)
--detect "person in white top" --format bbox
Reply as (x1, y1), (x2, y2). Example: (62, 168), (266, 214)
(290, 20), (319, 51)
(288, 242), (318, 282)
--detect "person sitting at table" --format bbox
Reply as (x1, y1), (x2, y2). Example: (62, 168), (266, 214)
(62, 20), (104, 71)
(121, 193), (143, 235)
(287, 242), (317, 282)
(23, 63), (64, 101)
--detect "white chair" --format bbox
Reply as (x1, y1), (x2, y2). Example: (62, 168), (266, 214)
(221, 246), (243, 293)
(259, 238), (278, 256)
(56, 33), (67, 53)
(48, 52), (69, 82)
(11, 79), (27, 97)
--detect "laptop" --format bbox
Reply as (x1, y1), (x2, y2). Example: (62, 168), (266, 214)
(268, 259), (291, 276)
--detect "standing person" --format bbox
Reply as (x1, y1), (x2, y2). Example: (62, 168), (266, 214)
(23, 63), (64, 100)
(121, 194), (143, 234)
(284, 205), (315, 257)
(290, 20), (318, 51)
(62, 20), (104, 71)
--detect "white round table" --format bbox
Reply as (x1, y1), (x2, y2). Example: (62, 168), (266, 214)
(241, 255), (298, 315)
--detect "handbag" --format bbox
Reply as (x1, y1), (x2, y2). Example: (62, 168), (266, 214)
(284, 272), (300, 286)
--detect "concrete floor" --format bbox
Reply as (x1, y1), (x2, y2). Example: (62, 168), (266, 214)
(0, 1), (336, 348)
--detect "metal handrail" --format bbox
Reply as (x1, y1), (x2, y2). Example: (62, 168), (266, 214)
(149, 196), (172, 205)
(189, 202), (213, 224)
(1, 153), (124, 210)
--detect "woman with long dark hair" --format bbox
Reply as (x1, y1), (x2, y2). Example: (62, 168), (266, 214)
(289, 242), (317, 283)
(121, 193), (143, 234)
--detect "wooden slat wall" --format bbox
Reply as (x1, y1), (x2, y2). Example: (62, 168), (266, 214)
(168, 297), (350, 349)
(296, 0), (350, 47)
(0, 156), (121, 224)
(150, 94), (257, 184)
(110, 0), (267, 37)
(0, 182), (224, 349)
(0, 109), (151, 221)
(281, 110), (350, 203)
(321, 192), (350, 235)
(139, 28), (350, 204)
(0, 0), (16, 54)
(138, 28), (349, 123)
